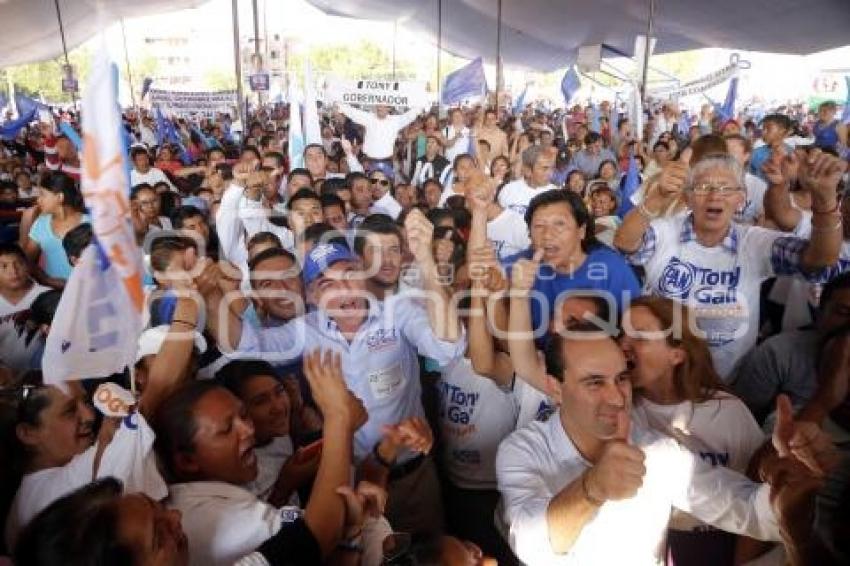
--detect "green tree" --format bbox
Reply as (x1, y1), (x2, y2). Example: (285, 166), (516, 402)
(204, 68), (237, 91)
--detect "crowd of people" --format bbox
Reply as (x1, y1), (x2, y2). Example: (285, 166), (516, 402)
(0, 84), (848, 566)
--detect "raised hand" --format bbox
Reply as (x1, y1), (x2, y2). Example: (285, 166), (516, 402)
(403, 208), (435, 265)
(303, 350), (366, 431)
(761, 146), (800, 187)
(798, 149), (846, 205)
(468, 245), (507, 293)
(772, 394), (838, 478)
(510, 248), (544, 294)
(382, 416), (434, 458)
(584, 411), (646, 503)
(335, 481), (388, 538)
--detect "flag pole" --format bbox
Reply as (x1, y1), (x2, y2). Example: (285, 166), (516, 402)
(252, 0), (262, 109)
(120, 19), (138, 111)
(232, 0), (244, 126)
(53, 0), (78, 107)
(639, 0), (656, 101)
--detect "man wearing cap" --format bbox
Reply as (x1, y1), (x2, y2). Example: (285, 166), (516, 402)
(203, 209), (464, 535)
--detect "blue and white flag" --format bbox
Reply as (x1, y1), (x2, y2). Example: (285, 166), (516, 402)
(513, 84), (528, 115)
(589, 104), (601, 133)
(0, 92), (41, 140)
(140, 77), (153, 99)
(842, 76), (850, 125)
(0, 92), (7, 111)
(561, 66), (581, 106)
(288, 80), (305, 170)
(442, 57), (486, 106)
(43, 46), (144, 386)
(718, 77), (738, 122)
(617, 152), (641, 218)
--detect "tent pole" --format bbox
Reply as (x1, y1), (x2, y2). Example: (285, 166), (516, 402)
(232, 0), (244, 125)
(252, 0), (262, 108)
(639, 0), (656, 101)
(53, 0), (77, 106)
(495, 0), (502, 109)
(436, 0), (443, 113)
(120, 19), (137, 110)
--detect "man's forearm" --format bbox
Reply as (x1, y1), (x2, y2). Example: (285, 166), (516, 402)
(546, 472), (600, 554)
(614, 207), (651, 253)
(508, 294), (547, 391)
(801, 204), (842, 270)
(419, 259), (461, 342)
(763, 182), (801, 232)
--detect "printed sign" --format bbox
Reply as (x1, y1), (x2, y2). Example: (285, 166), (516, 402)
(149, 88), (237, 117)
(327, 78), (428, 108)
(249, 73), (270, 92)
(61, 78), (78, 93)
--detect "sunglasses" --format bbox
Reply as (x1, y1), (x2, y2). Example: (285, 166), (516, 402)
(370, 178), (390, 187)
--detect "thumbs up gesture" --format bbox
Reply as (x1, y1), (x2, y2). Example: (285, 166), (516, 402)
(510, 248), (544, 295)
(771, 394), (838, 478)
(583, 411), (646, 503)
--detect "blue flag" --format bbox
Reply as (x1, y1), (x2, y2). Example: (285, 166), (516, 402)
(719, 77), (738, 122)
(589, 104), (601, 133)
(842, 76), (850, 125)
(442, 57), (486, 106)
(0, 94), (43, 140)
(513, 84), (528, 115)
(677, 111), (690, 136)
(561, 67), (581, 106)
(141, 77), (153, 99)
(154, 106), (167, 147)
(617, 152), (641, 218)
(0, 92), (7, 111)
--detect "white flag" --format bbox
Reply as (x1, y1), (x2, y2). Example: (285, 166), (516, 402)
(42, 46), (144, 385)
(303, 61), (322, 146)
(288, 79), (305, 170)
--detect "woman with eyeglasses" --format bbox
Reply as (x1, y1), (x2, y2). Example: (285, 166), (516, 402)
(20, 171), (88, 289)
(1, 294), (199, 552)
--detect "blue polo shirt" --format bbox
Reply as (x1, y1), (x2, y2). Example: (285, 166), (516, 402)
(504, 245), (641, 333)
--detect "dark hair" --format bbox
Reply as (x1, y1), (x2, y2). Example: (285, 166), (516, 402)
(206, 146), (226, 160)
(597, 159), (618, 178)
(353, 214), (402, 257)
(286, 187), (321, 210)
(218, 360), (278, 398)
(524, 189), (597, 251)
(584, 132), (602, 145)
(303, 222), (348, 249)
(149, 235), (195, 273)
(171, 205), (206, 230)
(303, 143), (326, 158)
(820, 272), (850, 311)
(130, 183), (155, 201)
(158, 192), (181, 218)
(288, 168), (313, 183)
(39, 171), (84, 212)
(544, 321), (611, 382)
(241, 146), (261, 161)
(0, 180), (17, 194)
(13, 478), (132, 566)
(652, 141), (670, 152)
(690, 134), (729, 164)
(426, 207), (454, 227)
(320, 193), (346, 212)
(320, 177), (349, 197)
(214, 163), (233, 182)
(62, 223), (93, 263)
(760, 113), (793, 131)
(130, 146), (150, 161)
(346, 171), (368, 185)
(248, 246), (297, 273)
(246, 231), (282, 253)
(0, 242), (27, 262)
(153, 381), (222, 481)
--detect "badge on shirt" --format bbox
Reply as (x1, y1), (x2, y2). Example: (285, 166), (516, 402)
(368, 364), (404, 401)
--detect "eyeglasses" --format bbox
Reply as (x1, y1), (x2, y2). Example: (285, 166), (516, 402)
(690, 183), (742, 196)
(370, 178), (390, 187)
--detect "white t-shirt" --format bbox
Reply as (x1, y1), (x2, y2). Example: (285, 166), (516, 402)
(371, 192), (403, 220)
(497, 179), (557, 217)
(633, 215), (789, 379)
(444, 125), (472, 164)
(337, 104), (422, 159)
(635, 394), (766, 531)
(5, 412), (167, 549)
(0, 283), (49, 373)
(168, 481), (289, 566)
(486, 209), (531, 261)
(513, 377), (556, 430)
(130, 167), (174, 191)
(437, 358), (519, 489)
(496, 412), (779, 565)
(241, 436), (299, 506)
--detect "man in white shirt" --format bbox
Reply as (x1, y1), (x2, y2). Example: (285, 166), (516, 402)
(444, 108), (473, 165)
(303, 141), (364, 184)
(497, 145), (557, 217)
(496, 327), (824, 565)
(336, 103), (422, 161)
(466, 171), (530, 261)
(130, 146), (175, 191)
(615, 152), (844, 378)
(0, 243), (48, 374)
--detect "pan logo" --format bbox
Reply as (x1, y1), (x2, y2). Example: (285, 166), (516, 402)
(658, 257), (695, 298)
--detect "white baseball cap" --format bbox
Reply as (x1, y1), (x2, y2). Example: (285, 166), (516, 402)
(135, 325), (207, 364)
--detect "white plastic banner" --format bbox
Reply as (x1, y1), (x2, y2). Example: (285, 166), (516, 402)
(651, 58), (743, 99)
(149, 88), (237, 117)
(327, 78), (428, 108)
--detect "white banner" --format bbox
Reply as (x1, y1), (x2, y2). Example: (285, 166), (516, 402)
(327, 78), (428, 108)
(651, 61), (741, 99)
(149, 88), (237, 117)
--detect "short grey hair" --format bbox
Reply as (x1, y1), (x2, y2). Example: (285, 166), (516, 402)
(521, 145), (545, 169)
(686, 154), (745, 191)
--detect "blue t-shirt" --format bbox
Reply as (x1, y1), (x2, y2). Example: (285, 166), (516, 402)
(504, 245), (641, 333)
(749, 143), (792, 180)
(28, 214), (90, 280)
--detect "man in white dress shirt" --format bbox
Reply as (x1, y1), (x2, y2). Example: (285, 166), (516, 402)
(336, 103), (422, 162)
(496, 326), (828, 565)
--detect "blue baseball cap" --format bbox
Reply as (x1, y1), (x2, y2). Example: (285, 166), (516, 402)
(301, 242), (356, 287)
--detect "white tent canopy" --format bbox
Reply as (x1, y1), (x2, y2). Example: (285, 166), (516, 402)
(0, 0), (206, 68)
(306, 0), (850, 71)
